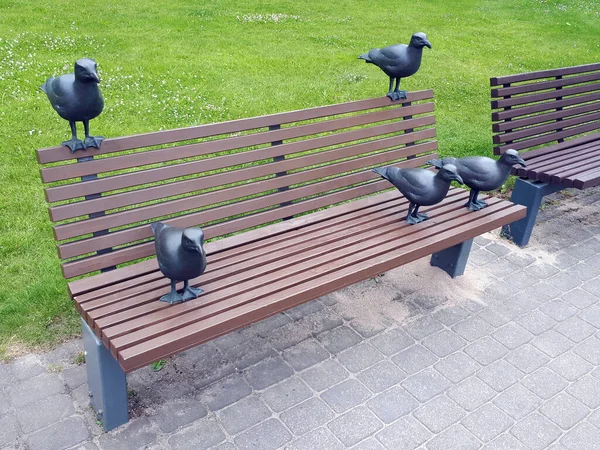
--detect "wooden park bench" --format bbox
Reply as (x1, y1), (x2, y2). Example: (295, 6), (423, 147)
(491, 62), (600, 246)
(37, 90), (526, 430)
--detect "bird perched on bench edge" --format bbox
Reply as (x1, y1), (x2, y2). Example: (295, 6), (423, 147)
(427, 149), (526, 211)
(358, 32), (431, 101)
(41, 58), (104, 152)
(373, 164), (463, 224)
(150, 222), (208, 305)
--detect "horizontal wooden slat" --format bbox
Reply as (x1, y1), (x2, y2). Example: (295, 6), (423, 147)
(546, 155), (600, 183)
(573, 168), (600, 189)
(496, 131), (600, 156)
(37, 91), (434, 164)
(532, 150), (600, 181)
(516, 141), (600, 177)
(491, 82), (600, 110)
(491, 71), (600, 98)
(490, 63), (600, 86)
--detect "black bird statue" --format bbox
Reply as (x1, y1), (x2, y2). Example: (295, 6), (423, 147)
(41, 58), (104, 152)
(150, 222), (208, 305)
(358, 32), (431, 101)
(373, 165), (463, 224)
(427, 149), (526, 211)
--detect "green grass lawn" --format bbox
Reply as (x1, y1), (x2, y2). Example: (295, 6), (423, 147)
(0, 0), (598, 359)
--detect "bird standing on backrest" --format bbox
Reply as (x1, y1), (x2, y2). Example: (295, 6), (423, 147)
(41, 58), (104, 152)
(151, 222), (208, 305)
(358, 32), (431, 101)
(427, 149), (526, 211)
(373, 165), (463, 224)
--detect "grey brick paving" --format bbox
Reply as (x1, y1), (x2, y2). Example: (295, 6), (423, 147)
(3, 188), (600, 450)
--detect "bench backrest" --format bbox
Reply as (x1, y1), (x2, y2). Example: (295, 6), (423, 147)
(37, 90), (438, 279)
(490, 63), (600, 154)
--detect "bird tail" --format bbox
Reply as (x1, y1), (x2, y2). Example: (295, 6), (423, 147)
(150, 221), (167, 237)
(372, 166), (390, 181)
(358, 53), (372, 63)
(426, 158), (444, 169)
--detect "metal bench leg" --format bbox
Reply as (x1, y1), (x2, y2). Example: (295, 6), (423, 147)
(501, 178), (563, 247)
(430, 239), (473, 278)
(81, 318), (128, 431)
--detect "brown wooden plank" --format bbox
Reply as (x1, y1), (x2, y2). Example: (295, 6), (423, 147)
(491, 72), (600, 98)
(49, 127), (436, 222)
(516, 142), (600, 177)
(497, 131), (600, 157)
(116, 203), (526, 371)
(547, 155), (600, 184)
(492, 92), (600, 122)
(490, 63), (600, 87)
(494, 111), (600, 144)
(40, 103), (435, 183)
(574, 168), (600, 189)
(37, 91), (434, 164)
(522, 144), (600, 179)
(491, 82), (600, 110)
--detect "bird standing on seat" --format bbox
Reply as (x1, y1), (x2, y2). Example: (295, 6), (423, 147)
(427, 149), (526, 211)
(151, 222), (208, 305)
(373, 165), (463, 224)
(41, 58), (104, 152)
(358, 32), (431, 101)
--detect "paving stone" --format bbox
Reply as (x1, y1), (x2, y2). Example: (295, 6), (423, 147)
(0, 363), (15, 391)
(432, 305), (470, 326)
(565, 242), (599, 260)
(482, 434), (529, 450)
(318, 326), (362, 353)
(219, 396), (271, 434)
(560, 422), (600, 450)
(280, 397), (335, 435)
(9, 372), (64, 408)
(152, 397), (207, 433)
(402, 316), (444, 340)
(582, 277), (600, 297)
(235, 419), (292, 450)
(531, 329), (574, 357)
(350, 438), (386, 450)
(328, 406), (383, 447)
(526, 262), (560, 279)
(510, 413), (562, 450)
(375, 415), (432, 449)
(477, 359), (524, 392)
(201, 373), (252, 411)
(516, 310), (557, 335)
(421, 330), (467, 357)
(224, 336), (277, 370)
(338, 343), (384, 373)
(461, 404), (513, 442)
(71, 443), (101, 450)
(493, 383), (542, 420)
(282, 339), (329, 371)
(504, 252), (536, 268)
(485, 281), (520, 301)
(539, 392), (589, 430)
(469, 248), (498, 266)
(214, 329), (252, 350)
(15, 393), (75, 433)
(168, 417), (226, 450)
(369, 328), (414, 356)
(573, 336), (600, 364)
(27, 416), (89, 450)
(391, 345), (438, 375)
(207, 444), (236, 450)
(60, 365), (87, 390)
(321, 379), (371, 413)
(425, 424), (481, 450)
(243, 356), (294, 390)
(539, 300), (578, 322)
(464, 336), (509, 365)
(579, 304), (600, 328)
(0, 414), (18, 448)
(548, 352), (593, 381)
(434, 353), (480, 386)
(286, 427), (344, 450)
(588, 408), (600, 428)
(286, 300), (324, 320)
(401, 367), (451, 403)
(11, 355), (45, 381)
(413, 395), (465, 433)
(562, 288), (599, 309)
(0, 388), (10, 416)
(261, 377), (312, 413)
(474, 235), (492, 246)
(349, 318), (388, 339)
(553, 252), (580, 269)
(547, 271), (583, 291)
(251, 312), (292, 336)
(490, 296), (538, 319)
(477, 308), (511, 327)
(566, 263), (599, 281)
(367, 386), (419, 424)
(554, 316), (596, 343)
(301, 359), (349, 392)
(491, 323), (533, 349)
(523, 367), (569, 399)
(448, 377), (496, 412)
(357, 361), (405, 394)
(567, 374), (600, 408)
(505, 344), (550, 373)
(269, 311), (343, 351)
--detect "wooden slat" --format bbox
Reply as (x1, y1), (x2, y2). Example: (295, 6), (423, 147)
(535, 151), (600, 182)
(497, 131), (600, 156)
(40, 103), (435, 183)
(547, 155), (600, 183)
(573, 168), (600, 189)
(116, 203), (526, 371)
(37, 91), (434, 164)
(491, 82), (600, 110)
(490, 63), (600, 86)
(491, 72), (600, 98)
(45, 115), (435, 203)
(515, 142), (600, 177)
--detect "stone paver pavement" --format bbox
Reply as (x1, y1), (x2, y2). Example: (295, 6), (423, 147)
(1, 187), (600, 449)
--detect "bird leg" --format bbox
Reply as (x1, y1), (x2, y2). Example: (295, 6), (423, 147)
(83, 120), (105, 149)
(406, 203), (428, 224)
(181, 279), (204, 302)
(393, 78), (408, 100)
(61, 121), (86, 152)
(465, 190), (484, 211)
(386, 77), (397, 101)
(159, 279), (185, 305)
(475, 192), (488, 209)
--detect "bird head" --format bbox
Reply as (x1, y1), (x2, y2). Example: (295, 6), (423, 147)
(410, 32), (432, 49)
(74, 58), (100, 83)
(182, 227), (205, 254)
(438, 164), (463, 184)
(500, 149), (526, 168)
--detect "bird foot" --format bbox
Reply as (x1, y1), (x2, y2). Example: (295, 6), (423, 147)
(182, 285), (204, 301)
(394, 89), (408, 100)
(465, 200), (484, 211)
(84, 135), (105, 149)
(415, 212), (429, 220)
(159, 290), (185, 305)
(405, 213), (428, 225)
(475, 199), (488, 209)
(61, 138), (86, 153)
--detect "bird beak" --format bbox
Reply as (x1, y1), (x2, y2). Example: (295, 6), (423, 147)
(424, 40), (432, 49)
(517, 157), (526, 167)
(453, 174), (464, 184)
(195, 245), (204, 254)
(91, 72), (100, 83)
